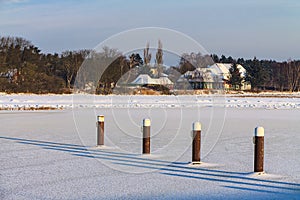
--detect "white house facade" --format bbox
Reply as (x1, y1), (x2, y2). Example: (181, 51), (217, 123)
(182, 63), (251, 90)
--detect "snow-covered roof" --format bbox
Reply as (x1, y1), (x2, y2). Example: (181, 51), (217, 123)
(208, 63), (247, 79)
(132, 74), (173, 85)
(183, 68), (217, 82)
(183, 63), (247, 82)
(157, 77), (174, 85)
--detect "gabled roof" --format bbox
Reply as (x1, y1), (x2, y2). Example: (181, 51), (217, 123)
(183, 68), (215, 82)
(132, 74), (173, 85)
(209, 63), (247, 78)
(183, 63), (247, 82)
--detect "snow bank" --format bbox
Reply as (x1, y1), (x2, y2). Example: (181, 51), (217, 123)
(0, 94), (299, 110)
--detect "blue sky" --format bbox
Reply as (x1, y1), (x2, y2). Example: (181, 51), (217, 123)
(0, 0), (299, 61)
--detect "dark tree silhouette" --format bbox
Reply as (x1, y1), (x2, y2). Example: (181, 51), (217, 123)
(143, 42), (151, 66)
(155, 40), (163, 77)
(228, 63), (243, 90)
(129, 53), (143, 68)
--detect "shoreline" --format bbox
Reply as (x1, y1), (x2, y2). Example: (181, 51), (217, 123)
(1, 91), (300, 97)
(1, 93), (299, 110)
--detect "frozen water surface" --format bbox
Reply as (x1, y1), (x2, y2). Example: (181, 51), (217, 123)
(0, 94), (299, 199)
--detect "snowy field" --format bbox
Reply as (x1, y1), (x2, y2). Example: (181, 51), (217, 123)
(0, 93), (300, 110)
(0, 94), (300, 199)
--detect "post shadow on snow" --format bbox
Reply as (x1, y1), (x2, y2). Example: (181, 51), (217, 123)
(1, 136), (250, 175)
(223, 185), (295, 196)
(0, 136), (85, 148)
(1, 136), (300, 196)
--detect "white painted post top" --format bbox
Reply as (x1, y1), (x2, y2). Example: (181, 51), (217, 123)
(143, 118), (151, 127)
(193, 122), (201, 131)
(98, 115), (104, 122)
(255, 126), (264, 137)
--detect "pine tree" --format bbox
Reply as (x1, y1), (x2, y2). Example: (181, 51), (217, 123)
(228, 63), (243, 90)
(245, 57), (269, 91)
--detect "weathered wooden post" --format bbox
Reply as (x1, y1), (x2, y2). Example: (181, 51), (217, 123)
(97, 115), (104, 146)
(254, 126), (264, 173)
(192, 122), (201, 164)
(142, 118), (151, 154)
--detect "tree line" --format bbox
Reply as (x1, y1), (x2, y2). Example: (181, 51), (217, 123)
(0, 36), (90, 93)
(211, 54), (300, 92)
(0, 36), (299, 94)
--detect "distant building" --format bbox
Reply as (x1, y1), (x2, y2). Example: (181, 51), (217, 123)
(131, 74), (173, 88)
(182, 68), (216, 89)
(181, 63), (251, 90)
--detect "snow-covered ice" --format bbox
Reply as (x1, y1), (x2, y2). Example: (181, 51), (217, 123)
(0, 94), (299, 199)
(0, 93), (300, 110)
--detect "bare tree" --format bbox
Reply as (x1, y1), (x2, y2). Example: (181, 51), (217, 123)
(286, 60), (300, 92)
(155, 40), (163, 77)
(143, 42), (151, 66)
(61, 51), (86, 90)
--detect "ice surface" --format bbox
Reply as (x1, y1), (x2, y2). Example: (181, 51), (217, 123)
(0, 94), (300, 199)
(0, 93), (300, 110)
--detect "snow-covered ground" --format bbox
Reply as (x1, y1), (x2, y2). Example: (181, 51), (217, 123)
(0, 94), (299, 199)
(0, 93), (300, 110)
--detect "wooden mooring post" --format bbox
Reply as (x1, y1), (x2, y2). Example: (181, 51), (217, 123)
(254, 126), (264, 173)
(192, 122), (201, 164)
(97, 115), (104, 146)
(142, 118), (151, 154)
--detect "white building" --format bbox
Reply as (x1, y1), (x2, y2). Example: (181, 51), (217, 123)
(182, 63), (251, 90)
(131, 74), (173, 88)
